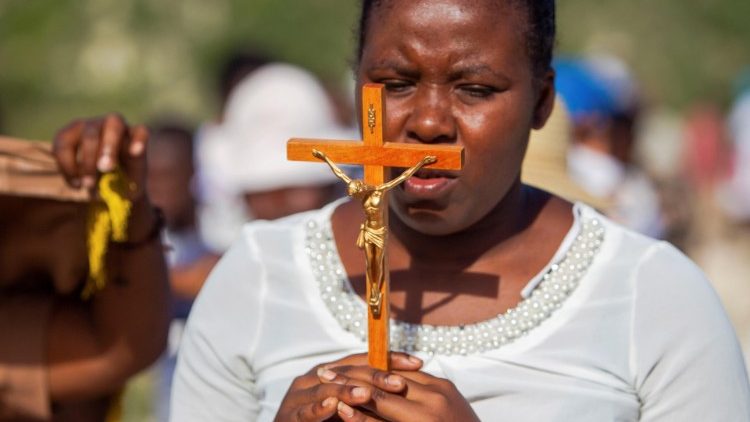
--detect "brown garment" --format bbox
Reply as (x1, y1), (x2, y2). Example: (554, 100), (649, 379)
(0, 295), (53, 421)
(0, 136), (110, 421)
(0, 136), (90, 296)
(0, 136), (88, 202)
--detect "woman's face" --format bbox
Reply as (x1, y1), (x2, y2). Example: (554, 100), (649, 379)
(357, 0), (553, 235)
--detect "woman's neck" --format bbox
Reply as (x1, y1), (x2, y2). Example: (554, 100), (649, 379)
(389, 181), (549, 269)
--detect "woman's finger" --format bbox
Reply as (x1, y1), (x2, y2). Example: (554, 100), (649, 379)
(357, 386), (420, 422)
(298, 381), (372, 408)
(79, 119), (103, 189)
(390, 352), (423, 371)
(294, 396), (338, 422)
(98, 113), (126, 173)
(393, 369), (441, 385)
(318, 365), (407, 394)
(123, 124), (150, 198)
(128, 124), (149, 157)
(324, 352), (422, 372)
(336, 401), (383, 422)
(52, 119), (85, 187)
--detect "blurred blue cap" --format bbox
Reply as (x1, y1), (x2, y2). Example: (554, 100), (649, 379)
(734, 67), (750, 98)
(554, 57), (618, 122)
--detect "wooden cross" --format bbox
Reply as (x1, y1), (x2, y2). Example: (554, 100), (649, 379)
(287, 84), (463, 369)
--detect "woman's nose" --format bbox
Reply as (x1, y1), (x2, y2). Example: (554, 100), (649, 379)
(405, 86), (457, 144)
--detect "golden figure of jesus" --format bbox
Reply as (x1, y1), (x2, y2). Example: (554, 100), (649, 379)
(312, 149), (436, 317)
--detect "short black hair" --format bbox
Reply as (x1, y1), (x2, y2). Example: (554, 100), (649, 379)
(147, 119), (195, 161)
(356, 0), (555, 79)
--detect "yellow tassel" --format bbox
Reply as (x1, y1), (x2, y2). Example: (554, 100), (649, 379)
(83, 170), (133, 299)
(104, 390), (124, 422)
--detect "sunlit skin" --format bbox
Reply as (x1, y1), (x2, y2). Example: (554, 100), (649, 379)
(361, 0), (547, 237)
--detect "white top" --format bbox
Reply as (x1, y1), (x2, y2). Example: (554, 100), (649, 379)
(171, 200), (750, 421)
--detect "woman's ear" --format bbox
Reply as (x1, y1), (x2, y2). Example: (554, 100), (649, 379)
(532, 69), (556, 130)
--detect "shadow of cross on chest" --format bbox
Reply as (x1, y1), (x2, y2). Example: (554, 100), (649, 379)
(287, 83), (463, 369)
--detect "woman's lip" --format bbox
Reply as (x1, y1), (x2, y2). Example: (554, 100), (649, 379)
(403, 176), (455, 198)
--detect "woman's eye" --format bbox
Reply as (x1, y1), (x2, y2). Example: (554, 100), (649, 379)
(382, 80), (412, 93)
(459, 85), (496, 98)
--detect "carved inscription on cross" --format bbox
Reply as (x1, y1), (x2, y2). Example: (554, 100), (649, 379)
(287, 83), (464, 370)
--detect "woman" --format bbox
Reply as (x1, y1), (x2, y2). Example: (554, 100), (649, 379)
(53, 0), (749, 421)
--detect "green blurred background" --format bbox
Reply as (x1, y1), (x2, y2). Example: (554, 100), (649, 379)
(1, 0), (749, 140)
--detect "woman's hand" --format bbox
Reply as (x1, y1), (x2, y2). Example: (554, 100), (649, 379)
(320, 363), (480, 422)
(274, 352), (423, 422)
(53, 113), (149, 199)
(52, 113), (155, 238)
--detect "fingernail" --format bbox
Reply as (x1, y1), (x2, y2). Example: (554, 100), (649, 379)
(351, 387), (368, 399)
(337, 401), (354, 418)
(97, 155), (112, 172)
(130, 141), (144, 156)
(408, 355), (422, 364)
(316, 367), (337, 382)
(386, 374), (403, 387)
(322, 397), (336, 408)
(82, 176), (96, 189)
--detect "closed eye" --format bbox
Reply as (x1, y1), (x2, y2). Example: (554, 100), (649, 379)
(457, 84), (498, 98)
(382, 79), (414, 95)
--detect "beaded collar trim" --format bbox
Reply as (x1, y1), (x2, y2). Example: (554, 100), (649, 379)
(304, 214), (605, 356)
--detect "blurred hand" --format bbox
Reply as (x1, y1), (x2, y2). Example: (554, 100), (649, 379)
(52, 113), (156, 239)
(274, 352), (422, 422)
(52, 113), (149, 201)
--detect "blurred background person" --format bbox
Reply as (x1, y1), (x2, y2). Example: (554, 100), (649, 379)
(522, 96), (611, 211)
(0, 136), (169, 421)
(196, 61), (355, 254)
(147, 121), (213, 301)
(692, 74), (750, 365)
(192, 51), (273, 256)
(555, 55), (665, 238)
(717, 75), (750, 224)
(145, 120), (213, 422)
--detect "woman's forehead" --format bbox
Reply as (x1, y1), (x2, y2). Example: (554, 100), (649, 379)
(371, 0), (513, 25)
(366, 0), (523, 48)
(363, 0), (528, 72)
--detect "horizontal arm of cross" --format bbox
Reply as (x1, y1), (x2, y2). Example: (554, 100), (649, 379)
(287, 139), (464, 170)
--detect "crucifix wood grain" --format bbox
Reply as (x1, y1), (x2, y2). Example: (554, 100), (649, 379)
(287, 83), (464, 370)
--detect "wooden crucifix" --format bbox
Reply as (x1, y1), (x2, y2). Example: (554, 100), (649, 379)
(287, 84), (463, 369)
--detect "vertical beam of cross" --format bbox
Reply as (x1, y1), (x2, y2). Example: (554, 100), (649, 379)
(287, 84), (463, 370)
(361, 84), (390, 369)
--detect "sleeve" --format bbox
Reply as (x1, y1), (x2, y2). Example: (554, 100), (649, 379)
(631, 242), (750, 421)
(170, 230), (266, 421)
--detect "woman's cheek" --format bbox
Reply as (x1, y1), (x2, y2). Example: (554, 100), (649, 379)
(384, 97), (412, 140)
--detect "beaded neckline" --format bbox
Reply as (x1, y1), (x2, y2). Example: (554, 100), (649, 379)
(304, 209), (605, 356)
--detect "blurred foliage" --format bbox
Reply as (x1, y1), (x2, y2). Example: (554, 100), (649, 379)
(0, 0), (359, 139)
(0, 0), (748, 140)
(557, 0), (750, 112)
